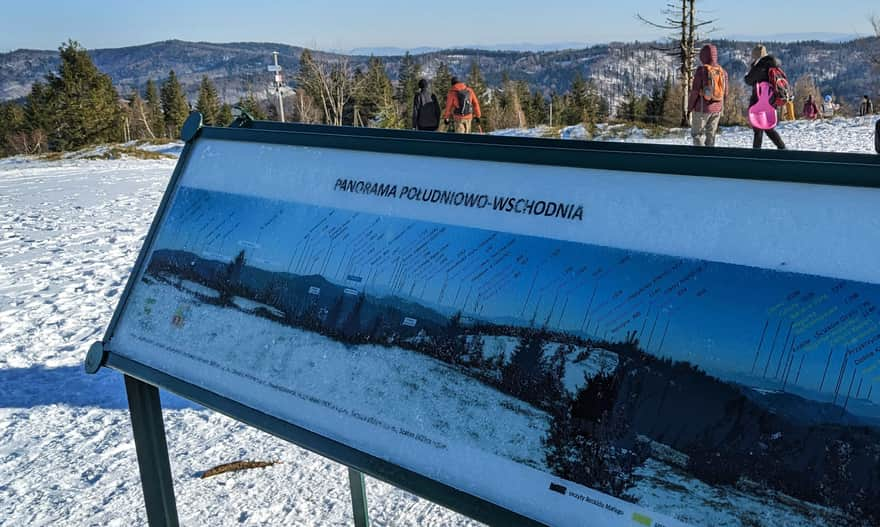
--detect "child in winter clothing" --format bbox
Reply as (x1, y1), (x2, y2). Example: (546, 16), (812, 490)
(803, 95), (819, 120)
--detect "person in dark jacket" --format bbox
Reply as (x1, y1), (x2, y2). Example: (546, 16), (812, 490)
(744, 44), (786, 149)
(859, 95), (874, 117)
(412, 79), (441, 131)
(688, 43), (728, 146)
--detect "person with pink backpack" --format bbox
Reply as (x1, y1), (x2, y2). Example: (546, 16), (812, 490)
(744, 45), (786, 149)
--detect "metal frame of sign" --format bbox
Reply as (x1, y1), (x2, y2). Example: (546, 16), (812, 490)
(85, 113), (880, 527)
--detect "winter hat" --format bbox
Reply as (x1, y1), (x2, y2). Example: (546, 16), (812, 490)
(824, 94), (833, 103)
(751, 44), (768, 62)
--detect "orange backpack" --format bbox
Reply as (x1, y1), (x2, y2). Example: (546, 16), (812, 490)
(701, 65), (725, 101)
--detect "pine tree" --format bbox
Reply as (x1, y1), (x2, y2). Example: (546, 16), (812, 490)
(160, 70), (190, 138)
(38, 40), (123, 151)
(355, 57), (401, 128)
(237, 91), (267, 120)
(396, 52), (421, 127)
(466, 59), (490, 129)
(0, 101), (27, 156)
(195, 76), (221, 126)
(144, 79), (165, 138)
(433, 62), (453, 112)
(526, 89), (547, 127)
(216, 103), (233, 127)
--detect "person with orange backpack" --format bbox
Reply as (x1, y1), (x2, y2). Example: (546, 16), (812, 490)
(687, 44), (728, 147)
(443, 77), (482, 134)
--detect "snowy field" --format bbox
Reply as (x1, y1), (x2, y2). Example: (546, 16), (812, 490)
(1, 118), (877, 526)
(495, 115), (879, 154)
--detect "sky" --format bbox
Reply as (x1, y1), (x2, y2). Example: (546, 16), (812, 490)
(1, 0), (877, 52)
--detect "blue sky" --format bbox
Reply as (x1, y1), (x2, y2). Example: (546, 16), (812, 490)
(1, 0), (877, 52)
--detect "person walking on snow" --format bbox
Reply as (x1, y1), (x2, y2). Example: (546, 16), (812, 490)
(803, 95), (819, 120)
(688, 43), (728, 147)
(412, 79), (441, 131)
(859, 95), (874, 117)
(745, 44), (786, 149)
(443, 77), (482, 134)
(821, 95), (837, 118)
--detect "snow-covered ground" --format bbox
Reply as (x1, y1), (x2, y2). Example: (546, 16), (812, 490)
(1, 118), (876, 526)
(496, 115), (879, 154)
(0, 153), (483, 526)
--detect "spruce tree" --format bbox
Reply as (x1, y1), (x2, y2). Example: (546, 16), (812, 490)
(195, 75), (221, 126)
(434, 62), (453, 103)
(216, 103), (233, 127)
(144, 79), (165, 138)
(39, 40), (123, 151)
(355, 57), (400, 128)
(396, 52), (421, 127)
(0, 101), (26, 156)
(467, 59), (491, 130)
(160, 70), (190, 138)
(237, 92), (267, 120)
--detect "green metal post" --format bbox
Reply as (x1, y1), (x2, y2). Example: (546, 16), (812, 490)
(348, 467), (370, 527)
(125, 375), (180, 527)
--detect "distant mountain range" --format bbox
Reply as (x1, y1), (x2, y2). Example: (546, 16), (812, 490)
(1, 37), (877, 108)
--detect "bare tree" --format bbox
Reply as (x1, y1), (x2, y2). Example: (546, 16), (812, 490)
(638, 0), (716, 126)
(296, 52), (363, 126)
(7, 129), (46, 155)
(871, 14), (880, 67)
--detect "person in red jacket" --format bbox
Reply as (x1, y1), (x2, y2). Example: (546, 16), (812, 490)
(443, 77), (482, 134)
(803, 95), (819, 120)
(687, 43), (728, 147)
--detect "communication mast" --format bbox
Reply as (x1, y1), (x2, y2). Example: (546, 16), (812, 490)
(268, 51), (285, 122)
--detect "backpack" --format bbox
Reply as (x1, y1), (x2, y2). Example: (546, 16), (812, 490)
(415, 94), (440, 129)
(701, 65), (725, 101)
(767, 67), (793, 108)
(454, 88), (474, 116)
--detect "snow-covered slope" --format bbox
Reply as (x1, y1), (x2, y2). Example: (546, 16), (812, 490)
(497, 115), (879, 154)
(1, 118), (877, 526)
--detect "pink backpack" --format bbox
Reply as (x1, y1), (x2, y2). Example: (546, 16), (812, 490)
(749, 82), (778, 130)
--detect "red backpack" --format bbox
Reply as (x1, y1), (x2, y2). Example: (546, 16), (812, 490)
(768, 67), (793, 108)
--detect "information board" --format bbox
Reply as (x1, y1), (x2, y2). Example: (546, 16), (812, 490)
(106, 133), (880, 527)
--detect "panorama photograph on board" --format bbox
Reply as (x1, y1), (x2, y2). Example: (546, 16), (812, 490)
(112, 168), (880, 526)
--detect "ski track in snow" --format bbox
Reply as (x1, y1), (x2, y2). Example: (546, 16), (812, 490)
(1, 118), (877, 526)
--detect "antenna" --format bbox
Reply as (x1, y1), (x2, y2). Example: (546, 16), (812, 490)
(268, 51), (286, 122)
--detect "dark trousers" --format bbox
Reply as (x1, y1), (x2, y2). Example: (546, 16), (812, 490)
(753, 128), (786, 149)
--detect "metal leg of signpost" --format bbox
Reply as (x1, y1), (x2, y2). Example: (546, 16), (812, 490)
(348, 467), (370, 527)
(125, 375), (180, 527)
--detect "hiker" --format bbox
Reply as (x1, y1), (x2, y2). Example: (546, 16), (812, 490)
(412, 79), (441, 131)
(803, 95), (819, 120)
(821, 95), (837, 118)
(744, 44), (786, 149)
(443, 77), (482, 134)
(687, 43), (728, 147)
(781, 99), (796, 121)
(859, 95), (874, 116)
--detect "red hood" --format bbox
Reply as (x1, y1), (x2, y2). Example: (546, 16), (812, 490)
(700, 44), (718, 66)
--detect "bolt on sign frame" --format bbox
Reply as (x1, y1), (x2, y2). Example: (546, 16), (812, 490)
(86, 113), (880, 527)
